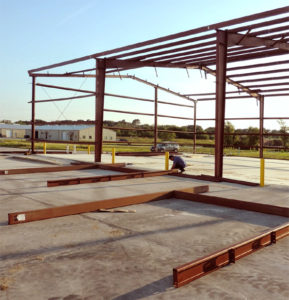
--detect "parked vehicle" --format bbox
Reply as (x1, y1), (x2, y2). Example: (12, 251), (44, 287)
(151, 141), (179, 152)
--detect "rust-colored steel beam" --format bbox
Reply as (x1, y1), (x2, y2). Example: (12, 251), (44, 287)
(104, 108), (194, 120)
(103, 126), (195, 134)
(195, 93), (289, 100)
(28, 139), (97, 145)
(215, 30), (228, 179)
(31, 76), (36, 153)
(191, 48), (287, 66)
(0, 163), (126, 176)
(200, 65), (260, 99)
(115, 152), (182, 156)
(107, 74), (191, 99)
(36, 83), (95, 94)
(28, 6), (289, 74)
(173, 191), (289, 217)
(33, 73), (96, 78)
(173, 222), (289, 288)
(259, 95), (264, 158)
(154, 87), (158, 150)
(226, 59), (289, 71)
(239, 75), (289, 83)
(8, 185), (209, 225)
(95, 59), (106, 162)
(31, 94), (95, 103)
(193, 101), (197, 154)
(47, 170), (178, 187)
(105, 92), (194, 108)
(105, 92), (154, 103)
(228, 32), (289, 51)
(186, 87), (289, 96)
(171, 173), (259, 187)
(228, 68), (289, 78)
(247, 82), (289, 88)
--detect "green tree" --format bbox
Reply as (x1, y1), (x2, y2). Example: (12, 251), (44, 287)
(278, 119), (289, 148)
(132, 119), (141, 126)
(159, 131), (176, 140)
(247, 127), (259, 147)
(224, 122), (235, 146)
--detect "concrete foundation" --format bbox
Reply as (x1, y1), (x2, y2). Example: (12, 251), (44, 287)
(0, 152), (288, 299)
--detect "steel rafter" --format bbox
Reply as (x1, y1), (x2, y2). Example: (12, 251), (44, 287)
(27, 6), (289, 181)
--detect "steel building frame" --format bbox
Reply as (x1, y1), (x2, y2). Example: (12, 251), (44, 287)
(28, 6), (289, 181)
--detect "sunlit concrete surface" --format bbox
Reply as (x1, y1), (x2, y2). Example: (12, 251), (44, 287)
(36, 152), (289, 186)
(0, 152), (288, 299)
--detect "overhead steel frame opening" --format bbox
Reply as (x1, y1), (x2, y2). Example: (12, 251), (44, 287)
(28, 6), (289, 182)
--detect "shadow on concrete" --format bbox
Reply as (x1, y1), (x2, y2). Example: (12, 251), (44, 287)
(0, 218), (225, 262)
(0, 178), (200, 196)
(112, 275), (172, 300)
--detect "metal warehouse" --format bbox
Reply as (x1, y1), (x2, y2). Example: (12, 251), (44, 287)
(0, 124), (116, 142)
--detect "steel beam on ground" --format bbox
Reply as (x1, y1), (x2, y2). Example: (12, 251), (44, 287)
(173, 191), (289, 217)
(171, 173), (259, 187)
(8, 185), (209, 225)
(47, 169), (178, 187)
(173, 222), (289, 288)
(0, 163), (126, 175)
(95, 59), (106, 162)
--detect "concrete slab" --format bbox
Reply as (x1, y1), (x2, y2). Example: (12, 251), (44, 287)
(0, 155), (288, 299)
(34, 152), (289, 186)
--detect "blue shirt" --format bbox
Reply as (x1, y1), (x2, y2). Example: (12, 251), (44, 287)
(173, 156), (186, 168)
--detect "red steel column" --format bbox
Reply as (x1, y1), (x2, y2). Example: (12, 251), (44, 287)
(31, 76), (36, 153)
(259, 95), (264, 158)
(215, 30), (228, 179)
(154, 87), (158, 150)
(193, 101), (197, 154)
(95, 59), (106, 162)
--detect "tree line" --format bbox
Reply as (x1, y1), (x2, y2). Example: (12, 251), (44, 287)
(11, 118), (289, 148)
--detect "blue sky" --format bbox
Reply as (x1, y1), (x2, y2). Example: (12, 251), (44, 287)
(1, 0), (289, 129)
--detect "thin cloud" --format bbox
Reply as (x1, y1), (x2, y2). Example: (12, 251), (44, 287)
(56, 1), (96, 27)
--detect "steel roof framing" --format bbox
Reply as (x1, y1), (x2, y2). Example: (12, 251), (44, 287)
(28, 6), (289, 182)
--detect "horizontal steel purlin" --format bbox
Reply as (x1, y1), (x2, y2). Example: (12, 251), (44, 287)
(8, 185), (209, 225)
(47, 169), (179, 187)
(0, 163), (126, 175)
(173, 222), (289, 288)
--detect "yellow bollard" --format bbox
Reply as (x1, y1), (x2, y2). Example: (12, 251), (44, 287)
(260, 158), (265, 187)
(165, 152), (169, 171)
(87, 145), (91, 154)
(112, 148), (115, 164)
(43, 142), (46, 155)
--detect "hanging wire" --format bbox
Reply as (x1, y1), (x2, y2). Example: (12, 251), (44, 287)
(56, 70), (93, 120)
(41, 86), (68, 119)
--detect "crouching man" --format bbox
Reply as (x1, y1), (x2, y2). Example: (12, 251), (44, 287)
(169, 155), (186, 173)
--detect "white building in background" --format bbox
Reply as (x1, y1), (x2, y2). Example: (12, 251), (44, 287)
(0, 124), (116, 142)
